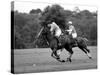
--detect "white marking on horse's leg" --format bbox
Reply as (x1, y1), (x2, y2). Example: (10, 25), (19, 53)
(87, 53), (92, 58)
(57, 50), (61, 55)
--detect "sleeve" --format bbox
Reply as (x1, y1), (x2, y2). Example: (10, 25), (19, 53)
(67, 29), (72, 32)
(50, 25), (53, 31)
(67, 26), (73, 32)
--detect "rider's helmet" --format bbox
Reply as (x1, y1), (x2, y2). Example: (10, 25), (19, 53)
(48, 21), (56, 27)
(68, 21), (72, 25)
(52, 22), (56, 25)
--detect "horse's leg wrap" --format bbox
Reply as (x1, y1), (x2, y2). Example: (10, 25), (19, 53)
(87, 52), (92, 59)
(85, 47), (90, 53)
(57, 50), (61, 56)
(52, 48), (60, 59)
(66, 49), (73, 62)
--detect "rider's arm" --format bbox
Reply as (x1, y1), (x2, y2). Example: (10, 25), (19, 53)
(66, 25), (74, 32)
(65, 29), (72, 33)
(66, 29), (72, 32)
(50, 26), (53, 32)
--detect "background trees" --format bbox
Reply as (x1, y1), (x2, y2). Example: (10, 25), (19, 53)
(41, 5), (67, 29)
(13, 4), (97, 49)
(29, 9), (42, 14)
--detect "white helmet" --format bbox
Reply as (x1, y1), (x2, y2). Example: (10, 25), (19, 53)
(52, 22), (56, 25)
(68, 21), (72, 24)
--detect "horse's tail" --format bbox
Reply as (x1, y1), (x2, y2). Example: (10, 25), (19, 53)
(82, 37), (88, 46)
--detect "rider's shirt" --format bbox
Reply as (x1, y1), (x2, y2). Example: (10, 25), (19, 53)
(67, 25), (76, 34)
(50, 22), (60, 32)
(49, 22), (62, 37)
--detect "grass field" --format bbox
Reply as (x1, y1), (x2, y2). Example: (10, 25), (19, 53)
(13, 46), (97, 74)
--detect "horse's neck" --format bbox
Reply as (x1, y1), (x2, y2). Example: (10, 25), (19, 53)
(46, 34), (55, 42)
(45, 34), (51, 43)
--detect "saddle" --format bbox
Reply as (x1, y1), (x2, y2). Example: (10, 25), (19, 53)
(56, 34), (67, 46)
(54, 30), (78, 47)
(57, 34), (78, 47)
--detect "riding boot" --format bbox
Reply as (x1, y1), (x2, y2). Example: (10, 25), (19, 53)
(74, 38), (77, 46)
(56, 36), (61, 46)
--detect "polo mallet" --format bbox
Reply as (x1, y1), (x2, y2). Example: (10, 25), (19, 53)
(33, 27), (44, 45)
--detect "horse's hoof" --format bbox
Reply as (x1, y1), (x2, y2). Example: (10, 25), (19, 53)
(66, 58), (69, 62)
(61, 60), (65, 62)
(56, 57), (60, 59)
(89, 57), (92, 59)
(69, 59), (72, 62)
(66, 58), (72, 62)
(57, 59), (65, 63)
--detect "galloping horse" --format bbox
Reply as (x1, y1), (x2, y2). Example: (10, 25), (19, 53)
(42, 26), (92, 62)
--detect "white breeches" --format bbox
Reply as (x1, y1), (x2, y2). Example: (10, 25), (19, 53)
(55, 29), (62, 37)
(72, 33), (77, 38)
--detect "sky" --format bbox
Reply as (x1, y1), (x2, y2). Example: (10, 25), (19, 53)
(14, 1), (98, 13)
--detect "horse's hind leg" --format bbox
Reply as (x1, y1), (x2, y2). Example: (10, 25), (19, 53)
(79, 47), (92, 59)
(65, 48), (73, 62)
(84, 47), (92, 59)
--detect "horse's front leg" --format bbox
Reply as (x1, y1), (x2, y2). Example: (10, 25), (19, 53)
(51, 48), (65, 62)
(65, 48), (73, 62)
(51, 49), (61, 59)
(51, 51), (58, 59)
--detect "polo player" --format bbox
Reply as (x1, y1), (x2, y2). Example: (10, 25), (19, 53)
(66, 21), (77, 44)
(47, 22), (62, 45)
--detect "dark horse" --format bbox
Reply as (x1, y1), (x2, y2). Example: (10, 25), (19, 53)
(42, 26), (92, 62)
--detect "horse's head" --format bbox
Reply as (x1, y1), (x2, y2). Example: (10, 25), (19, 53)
(43, 26), (59, 49)
(42, 26), (55, 42)
(43, 26), (50, 35)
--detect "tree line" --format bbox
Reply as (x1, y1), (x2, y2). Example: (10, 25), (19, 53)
(12, 4), (97, 49)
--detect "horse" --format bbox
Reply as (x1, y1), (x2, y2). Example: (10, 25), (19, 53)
(42, 26), (92, 62)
